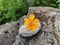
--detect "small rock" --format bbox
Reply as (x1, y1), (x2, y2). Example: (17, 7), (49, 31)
(19, 23), (41, 37)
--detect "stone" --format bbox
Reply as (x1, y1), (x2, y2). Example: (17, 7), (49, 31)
(0, 7), (60, 45)
(0, 22), (19, 45)
(17, 7), (60, 45)
(19, 22), (41, 37)
(27, 7), (60, 45)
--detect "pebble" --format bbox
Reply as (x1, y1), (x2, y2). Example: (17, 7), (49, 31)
(19, 22), (41, 37)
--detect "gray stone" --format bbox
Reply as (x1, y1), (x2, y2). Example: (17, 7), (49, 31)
(27, 7), (60, 45)
(0, 7), (60, 45)
(19, 23), (41, 37)
(0, 22), (19, 45)
(17, 7), (60, 45)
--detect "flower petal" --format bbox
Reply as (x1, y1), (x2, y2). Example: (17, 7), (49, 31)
(24, 21), (30, 26)
(26, 26), (31, 30)
(31, 25), (36, 32)
(29, 13), (35, 21)
(34, 18), (40, 23)
(34, 23), (39, 28)
(32, 28), (36, 32)
(24, 18), (30, 22)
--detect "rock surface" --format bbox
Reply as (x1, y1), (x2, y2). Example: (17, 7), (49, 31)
(0, 22), (19, 45)
(0, 7), (60, 45)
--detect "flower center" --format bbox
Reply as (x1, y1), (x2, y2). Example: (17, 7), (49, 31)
(30, 21), (34, 26)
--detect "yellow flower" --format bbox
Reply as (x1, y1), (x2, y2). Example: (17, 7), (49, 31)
(24, 13), (40, 32)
